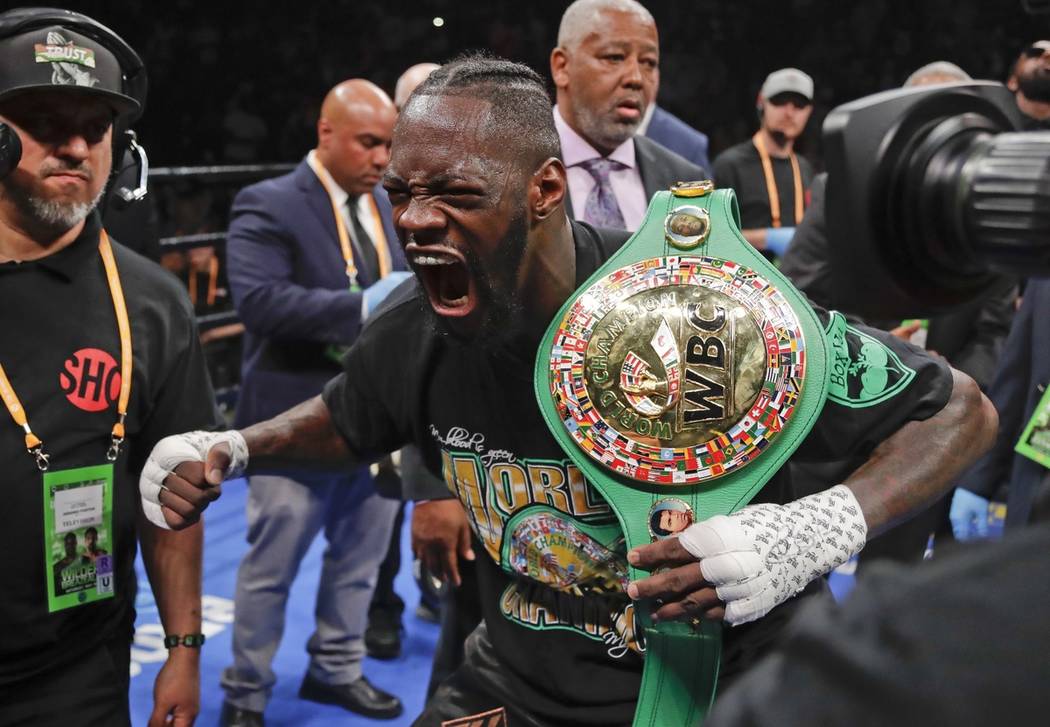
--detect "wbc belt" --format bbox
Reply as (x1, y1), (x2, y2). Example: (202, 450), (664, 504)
(534, 184), (830, 726)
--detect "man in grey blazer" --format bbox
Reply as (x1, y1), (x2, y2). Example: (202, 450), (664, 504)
(550, 0), (705, 232)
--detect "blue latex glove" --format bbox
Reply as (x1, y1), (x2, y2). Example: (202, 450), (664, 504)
(362, 271), (413, 320)
(950, 488), (990, 540)
(764, 226), (795, 257)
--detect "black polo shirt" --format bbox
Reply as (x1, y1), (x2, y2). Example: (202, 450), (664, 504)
(0, 212), (221, 687)
(712, 140), (815, 229)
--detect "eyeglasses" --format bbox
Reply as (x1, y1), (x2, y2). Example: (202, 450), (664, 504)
(1022, 44), (1050, 59)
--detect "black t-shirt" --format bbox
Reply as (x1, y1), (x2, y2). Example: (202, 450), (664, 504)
(322, 220), (952, 725)
(0, 213), (221, 686)
(713, 140), (815, 229)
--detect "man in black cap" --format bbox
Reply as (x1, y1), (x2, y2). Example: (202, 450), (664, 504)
(712, 68), (816, 259)
(0, 8), (226, 726)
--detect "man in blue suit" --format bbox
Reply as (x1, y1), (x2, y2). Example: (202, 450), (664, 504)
(219, 79), (410, 726)
(640, 103), (710, 176)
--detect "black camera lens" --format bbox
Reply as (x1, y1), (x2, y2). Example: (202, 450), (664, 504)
(824, 82), (1050, 317)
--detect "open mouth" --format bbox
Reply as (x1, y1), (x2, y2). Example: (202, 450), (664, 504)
(406, 243), (477, 318)
(614, 98), (643, 121)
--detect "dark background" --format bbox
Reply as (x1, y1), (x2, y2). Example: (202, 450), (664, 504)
(53, 0), (1050, 167)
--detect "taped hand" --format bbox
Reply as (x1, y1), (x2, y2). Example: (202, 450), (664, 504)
(139, 430), (249, 530)
(628, 485), (867, 626)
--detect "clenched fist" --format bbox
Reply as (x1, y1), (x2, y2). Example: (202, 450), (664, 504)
(139, 430), (249, 529)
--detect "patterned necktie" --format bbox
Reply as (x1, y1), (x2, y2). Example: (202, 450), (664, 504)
(578, 157), (627, 230)
(347, 195), (380, 284)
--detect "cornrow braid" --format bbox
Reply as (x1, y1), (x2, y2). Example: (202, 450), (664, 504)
(403, 53), (562, 168)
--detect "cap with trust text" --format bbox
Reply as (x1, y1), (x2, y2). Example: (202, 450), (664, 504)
(0, 24), (139, 114)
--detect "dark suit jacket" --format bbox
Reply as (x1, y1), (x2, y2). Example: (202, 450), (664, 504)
(227, 158), (406, 427)
(957, 280), (1050, 529)
(780, 173), (1016, 390)
(644, 105), (711, 177)
(563, 135), (707, 222)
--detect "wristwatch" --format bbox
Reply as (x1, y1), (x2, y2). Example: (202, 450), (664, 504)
(163, 633), (206, 649)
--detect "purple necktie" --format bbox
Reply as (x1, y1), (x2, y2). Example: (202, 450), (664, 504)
(578, 157), (627, 230)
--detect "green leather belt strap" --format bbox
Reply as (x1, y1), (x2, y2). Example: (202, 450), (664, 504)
(534, 185), (830, 726)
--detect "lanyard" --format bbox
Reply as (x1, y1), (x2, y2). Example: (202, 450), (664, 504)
(0, 229), (132, 470)
(752, 132), (804, 228)
(306, 153), (392, 290)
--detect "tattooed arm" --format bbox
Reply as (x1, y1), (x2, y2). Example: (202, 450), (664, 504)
(627, 367), (998, 625)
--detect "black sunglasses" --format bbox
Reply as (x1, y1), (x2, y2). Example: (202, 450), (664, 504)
(1023, 44), (1050, 59)
(766, 93), (812, 109)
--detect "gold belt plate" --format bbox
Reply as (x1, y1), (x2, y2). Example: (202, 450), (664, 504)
(549, 256), (807, 485)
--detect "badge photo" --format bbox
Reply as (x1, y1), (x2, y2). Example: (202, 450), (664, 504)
(648, 498), (695, 540)
(42, 464), (115, 612)
(663, 205), (711, 250)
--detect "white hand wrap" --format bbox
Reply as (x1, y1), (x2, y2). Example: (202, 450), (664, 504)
(677, 485), (867, 626)
(139, 430), (249, 529)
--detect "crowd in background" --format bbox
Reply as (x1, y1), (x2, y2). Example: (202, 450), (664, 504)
(68, 0), (1049, 340)
(58, 0), (1044, 167)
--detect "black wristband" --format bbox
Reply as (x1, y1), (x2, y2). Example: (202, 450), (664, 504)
(164, 633), (206, 649)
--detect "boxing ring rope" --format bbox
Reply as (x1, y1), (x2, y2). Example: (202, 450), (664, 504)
(149, 163), (297, 183)
(151, 163), (295, 410)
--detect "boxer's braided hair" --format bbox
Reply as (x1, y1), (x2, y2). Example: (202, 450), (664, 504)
(401, 53), (561, 169)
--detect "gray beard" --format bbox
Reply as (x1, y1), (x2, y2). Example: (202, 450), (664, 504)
(6, 181), (105, 233)
(576, 105), (639, 153)
(27, 190), (104, 229)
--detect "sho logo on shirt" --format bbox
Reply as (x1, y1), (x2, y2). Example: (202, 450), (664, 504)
(59, 348), (121, 413)
(825, 312), (915, 408)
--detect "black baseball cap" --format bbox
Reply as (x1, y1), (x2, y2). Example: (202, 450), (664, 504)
(0, 23), (139, 115)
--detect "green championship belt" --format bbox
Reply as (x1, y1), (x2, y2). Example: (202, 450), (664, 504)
(534, 183), (831, 726)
